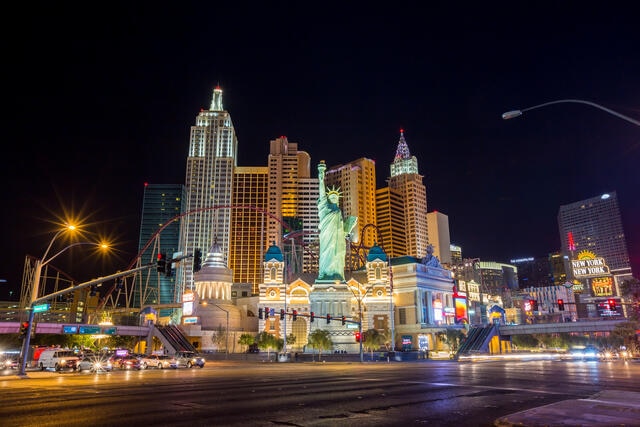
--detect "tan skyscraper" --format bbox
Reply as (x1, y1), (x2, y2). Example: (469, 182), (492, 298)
(427, 211), (452, 265)
(324, 158), (377, 268)
(267, 136), (318, 276)
(376, 130), (428, 258)
(231, 166), (269, 294)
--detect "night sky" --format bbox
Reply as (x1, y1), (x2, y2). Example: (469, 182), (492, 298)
(3, 3), (639, 300)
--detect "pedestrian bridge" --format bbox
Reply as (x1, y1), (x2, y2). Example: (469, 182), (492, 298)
(497, 319), (628, 336)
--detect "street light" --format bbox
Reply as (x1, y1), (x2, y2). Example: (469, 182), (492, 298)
(213, 304), (229, 359)
(18, 225), (108, 376)
(502, 99), (640, 126)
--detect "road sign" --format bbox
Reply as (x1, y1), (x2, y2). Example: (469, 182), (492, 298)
(79, 326), (101, 334)
(33, 304), (50, 313)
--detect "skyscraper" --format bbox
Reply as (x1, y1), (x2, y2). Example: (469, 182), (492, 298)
(266, 137), (318, 277)
(426, 211), (451, 265)
(324, 158), (377, 268)
(376, 130), (428, 258)
(230, 166), (269, 294)
(558, 191), (632, 299)
(179, 86), (238, 294)
(138, 183), (184, 313)
(558, 192), (631, 272)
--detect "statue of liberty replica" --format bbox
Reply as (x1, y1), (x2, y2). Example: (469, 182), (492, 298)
(317, 160), (358, 282)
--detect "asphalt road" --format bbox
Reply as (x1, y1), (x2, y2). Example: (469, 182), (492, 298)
(2, 358), (639, 426)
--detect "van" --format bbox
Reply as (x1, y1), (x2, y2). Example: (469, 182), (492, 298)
(37, 349), (80, 371)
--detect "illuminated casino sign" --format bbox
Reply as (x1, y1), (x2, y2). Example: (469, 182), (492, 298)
(591, 276), (614, 297)
(571, 250), (610, 278)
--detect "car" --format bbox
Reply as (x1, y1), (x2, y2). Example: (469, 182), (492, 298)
(37, 349), (80, 371)
(2, 356), (18, 370)
(77, 355), (113, 372)
(582, 346), (600, 361)
(117, 354), (142, 370)
(170, 351), (205, 368)
(140, 354), (171, 369)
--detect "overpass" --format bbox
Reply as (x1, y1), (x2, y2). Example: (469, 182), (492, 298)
(0, 321), (149, 337)
(497, 319), (629, 336)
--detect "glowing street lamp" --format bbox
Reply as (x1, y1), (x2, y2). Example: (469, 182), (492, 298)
(502, 99), (640, 126)
(18, 225), (109, 376)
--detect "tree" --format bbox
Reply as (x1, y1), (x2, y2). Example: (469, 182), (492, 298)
(212, 324), (228, 352)
(238, 333), (255, 353)
(611, 320), (639, 354)
(307, 329), (332, 361)
(362, 328), (384, 360)
(256, 331), (278, 360)
(436, 328), (465, 357)
(620, 278), (640, 321)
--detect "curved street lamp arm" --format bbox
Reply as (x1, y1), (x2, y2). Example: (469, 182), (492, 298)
(502, 99), (640, 126)
(42, 242), (105, 267)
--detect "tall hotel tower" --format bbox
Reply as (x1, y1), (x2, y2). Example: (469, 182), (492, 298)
(558, 191), (632, 289)
(179, 86), (238, 293)
(231, 166), (269, 294)
(376, 130), (428, 258)
(138, 183), (184, 313)
(325, 158), (378, 268)
(267, 136), (318, 277)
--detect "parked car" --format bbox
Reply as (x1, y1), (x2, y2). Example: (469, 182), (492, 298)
(77, 355), (113, 372)
(170, 351), (205, 368)
(140, 354), (171, 369)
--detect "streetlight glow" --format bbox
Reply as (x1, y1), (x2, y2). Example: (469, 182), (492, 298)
(501, 99), (640, 126)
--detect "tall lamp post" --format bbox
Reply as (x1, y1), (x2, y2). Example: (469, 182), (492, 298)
(213, 304), (229, 359)
(502, 99), (640, 126)
(19, 226), (109, 376)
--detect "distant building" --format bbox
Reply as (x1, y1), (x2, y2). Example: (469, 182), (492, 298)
(427, 211), (451, 265)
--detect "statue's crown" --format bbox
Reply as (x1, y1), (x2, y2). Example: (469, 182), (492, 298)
(327, 186), (341, 198)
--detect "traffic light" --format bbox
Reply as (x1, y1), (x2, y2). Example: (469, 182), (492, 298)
(355, 331), (361, 342)
(258, 308), (263, 319)
(280, 309), (285, 320)
(310, 312), (315, 322)
(165, 258), (173, 277)
(264, 307), (269, 319)
(292, 310), (297, 321)
(608, 299), (617, 310)
(193, 249), (202, 272)
(557, 299), (565, 311)
(341, 316), (346, 325)
(89, 285), (98, 297)
(326, 314), (331, 324)
(19, 321), (29, 338)
(530, 300), (538, 311)
(157, 253), (167, 273)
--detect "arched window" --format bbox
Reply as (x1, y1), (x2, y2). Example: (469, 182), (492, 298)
(270, 267), (276, 281)
(375, 267), (381, 280)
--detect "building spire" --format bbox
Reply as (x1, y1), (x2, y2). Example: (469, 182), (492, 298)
(394, 128), (411, 160)
(210, 85), (223, 111)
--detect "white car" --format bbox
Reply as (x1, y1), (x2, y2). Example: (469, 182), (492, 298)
(169, 351), (205, 368)
(77, 355), (113, 372)
(140, 354), (171, 369)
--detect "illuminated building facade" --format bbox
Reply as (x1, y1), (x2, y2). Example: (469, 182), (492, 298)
(267, 136), (318, 276)
(179, 86), (238, 293)
(324, 158), (378, 266)
(376, 130), (428, 259)
(138, 183), (184, 313)
(230, 167), (269, 294)
(426, 211), (451, 265)
(558, 192), (632, 310)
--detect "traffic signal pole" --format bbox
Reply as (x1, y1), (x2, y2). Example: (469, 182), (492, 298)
(18, 263), (155, 377)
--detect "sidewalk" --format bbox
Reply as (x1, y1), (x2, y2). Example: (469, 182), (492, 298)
(494, 390), (640, 427)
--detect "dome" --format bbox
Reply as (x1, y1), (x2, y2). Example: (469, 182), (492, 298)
(264, 242), (283, 262)
(367, 242), (387, 262)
